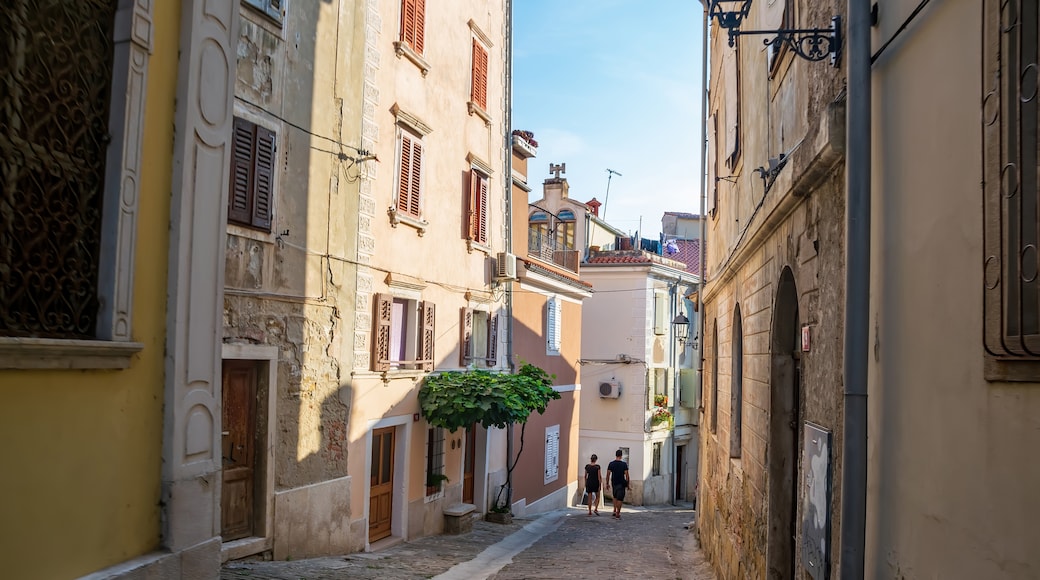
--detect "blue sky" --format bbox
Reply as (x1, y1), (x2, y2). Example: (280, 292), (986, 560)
(512, 0), (705, 239)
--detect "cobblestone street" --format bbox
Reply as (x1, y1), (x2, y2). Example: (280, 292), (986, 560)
(221, 505), (715, 580)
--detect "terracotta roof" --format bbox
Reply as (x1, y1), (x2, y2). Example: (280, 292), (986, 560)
(522, 260), (593, 288)
(672, 239), (701, 275)
(587, 254), (651, 264)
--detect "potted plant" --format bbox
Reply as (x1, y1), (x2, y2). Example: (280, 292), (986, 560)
(485, 502), (513, 524)
(653, 394), (668, 407)
(426, 473), (449, 495)
(651, 406), (673, 429)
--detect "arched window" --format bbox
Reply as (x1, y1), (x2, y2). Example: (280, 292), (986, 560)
(555, 210), (575, 250)
(528, 212), (550, 255)
(730, 305), (743, 458)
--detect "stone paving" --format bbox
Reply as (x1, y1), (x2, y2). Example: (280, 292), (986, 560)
(221, 504), (716, 580)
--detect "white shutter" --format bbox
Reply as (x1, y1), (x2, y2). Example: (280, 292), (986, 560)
(544, 424), (560, 484)
(546, 297), (562, 354)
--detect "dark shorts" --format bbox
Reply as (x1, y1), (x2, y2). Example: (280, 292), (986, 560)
(612, 484), (627, 501)
(586, 484), (600, 494)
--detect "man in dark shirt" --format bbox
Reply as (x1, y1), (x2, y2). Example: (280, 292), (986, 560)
(606, 449), (630, 519)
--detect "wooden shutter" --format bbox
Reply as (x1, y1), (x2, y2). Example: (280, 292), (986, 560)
(229, 118), (254, 225)
(708, 113), (718, 216)
(400, 0), (414, 45)
(419, 301), (436, 371)
(409, 140), (422, 217)
(460, 307), (473, 366)
(485, 313), (498, 366)
(471, 40), (488, 110)
(724, 44), (741, 167)
(373, 293), (393, 372)
(398, 134), (413, 214)
(546, 298), (560, 353)
(467, 170), (488, 244)
(252, 125), (275, 231)
(413, 0), (425, 54)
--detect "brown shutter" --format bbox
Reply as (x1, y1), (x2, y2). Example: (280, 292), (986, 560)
(477, 173), (488, 244)
(466, 170), (478, 240)
(398, 134), (413, 214)
(401, 0), (414, 45)
(413, 0), (425, 54)
(409, 140), (422, 217)
(373, 293), (392, 372)
(471, 41), (488, 110)
(419, 301), (435, 371)
(229, 118), (254, 225)
(252, 125), (275, 231)
(460, 307), (473, 365)
(485, 313), (498, 366)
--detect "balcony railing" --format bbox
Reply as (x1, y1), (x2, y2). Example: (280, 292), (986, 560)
(528, 233), (579, 272)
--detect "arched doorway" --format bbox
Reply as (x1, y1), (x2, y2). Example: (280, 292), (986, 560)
(767, 267), (801, 579)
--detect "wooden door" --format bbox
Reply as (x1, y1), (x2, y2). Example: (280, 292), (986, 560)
(221, 360), (258, 541)
(463, 426), (476, 503)
(369, 427), (395, 542)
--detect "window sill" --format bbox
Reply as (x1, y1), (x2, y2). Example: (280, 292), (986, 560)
(0, 337), (144, 370)
(467, 239), (491, 255)
(984, 357), (1040, 382)
(388, 207), (428, 236)
(467, 102), (492, 126)
(424, 489), (445, 503)
(394, 42), (431, 77)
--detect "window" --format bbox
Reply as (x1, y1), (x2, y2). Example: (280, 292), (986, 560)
(731, 306), (743, 458)
(396, 131), (423, 220)
(243, 0), (283, 24)
(711, 320), (719, 433)
(399, 0), (425, 54)
(467, 169), (489, 246)
(544, 424), (560, 484)
(470, 39), (489, 111)
(373, 293), (435, 372)
(724, 43), (742, 169)
(0, 1), (149, 355)
(652, 442), (662, 476)
(707, 113), (719, 218)
(460, 308), (498, 367)
(555, 210), (575, 250)
(982, 0), (1040, 376)
(654, 293), (668, 335)
(425, 426), (445, 497)
(529, 212), (551, 257)
(546, 296), (562, 355)
(229, 117), (276, 232)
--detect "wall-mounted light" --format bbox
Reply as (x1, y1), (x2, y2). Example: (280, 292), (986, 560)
(709, 0), (842, 66)
(672, 313), (690, 345)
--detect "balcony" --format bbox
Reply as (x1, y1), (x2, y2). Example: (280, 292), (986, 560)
(528, 232), (579, 272)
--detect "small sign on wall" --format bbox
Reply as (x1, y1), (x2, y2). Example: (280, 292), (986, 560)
(802, 325), (811, 352)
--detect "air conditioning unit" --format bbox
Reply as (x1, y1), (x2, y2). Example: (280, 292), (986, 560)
(495, 252), (517, 281)
(599, 381), (621, 398)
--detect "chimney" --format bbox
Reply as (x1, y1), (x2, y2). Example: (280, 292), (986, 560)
(586, 197), (601, 217)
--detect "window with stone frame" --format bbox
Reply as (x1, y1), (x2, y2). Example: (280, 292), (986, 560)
(228, 117), (276, 233)
(460, 308), (498, 367)
(372, 293), (435, 372)
(982, 0), (1040, 379)
(0, 1), (149, 357)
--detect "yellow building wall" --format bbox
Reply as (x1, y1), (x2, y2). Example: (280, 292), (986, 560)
(0, 2), (181, 577)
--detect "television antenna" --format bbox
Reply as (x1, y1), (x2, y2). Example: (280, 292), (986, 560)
(603, 168), (623, 220)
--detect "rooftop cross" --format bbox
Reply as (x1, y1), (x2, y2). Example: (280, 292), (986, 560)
(549, 162), (566, 179)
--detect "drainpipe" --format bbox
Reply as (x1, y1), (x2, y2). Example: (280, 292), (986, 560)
(839, 0), (871, 577)
(696, 0), (709, 515)
(503, 0), (516, 512)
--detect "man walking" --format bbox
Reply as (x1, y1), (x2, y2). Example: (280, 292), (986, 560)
(606, 449), (630, 519)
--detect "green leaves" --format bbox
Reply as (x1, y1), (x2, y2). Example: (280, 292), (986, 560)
(418, 363), (560, 432)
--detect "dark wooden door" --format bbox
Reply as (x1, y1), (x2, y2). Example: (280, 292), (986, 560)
(221, 360), (258, 541)
(463, 426), (476, 503)
(369, 427), (395, 542)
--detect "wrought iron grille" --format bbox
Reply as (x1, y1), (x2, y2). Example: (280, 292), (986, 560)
(0, 1), (115, 338)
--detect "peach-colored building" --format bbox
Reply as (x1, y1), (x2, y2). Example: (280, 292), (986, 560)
(505, 133), (592, 515)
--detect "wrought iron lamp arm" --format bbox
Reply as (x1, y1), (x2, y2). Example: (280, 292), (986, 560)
(727, 16), (842, 67)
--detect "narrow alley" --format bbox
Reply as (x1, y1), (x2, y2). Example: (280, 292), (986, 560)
(221, 505), (716, 580)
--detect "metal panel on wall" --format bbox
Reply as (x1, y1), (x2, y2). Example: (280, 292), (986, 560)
(802, 422), (832, 579)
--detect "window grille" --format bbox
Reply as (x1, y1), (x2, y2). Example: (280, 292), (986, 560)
(983, 0), (1040, 359)
(652, 442), (662, 476)
(0, 1), (116, 338)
